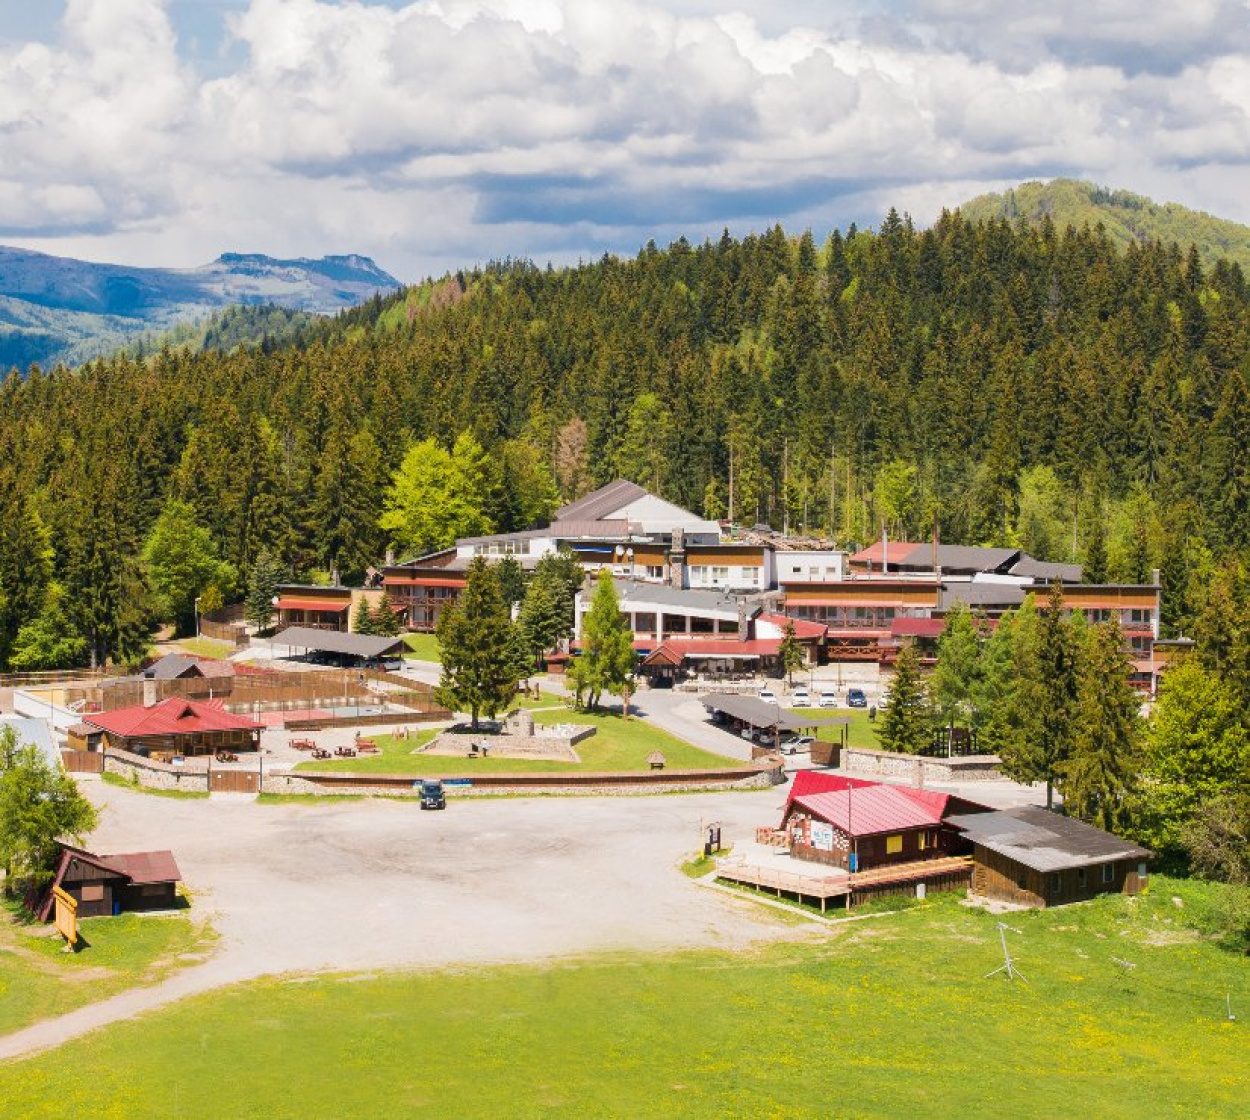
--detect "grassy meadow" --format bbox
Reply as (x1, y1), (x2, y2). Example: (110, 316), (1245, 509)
(401, 632), (441, 662)
(0, 879), (1244, 1116)
(0, 903), (212, 1036)
(294, 708), (734, 775)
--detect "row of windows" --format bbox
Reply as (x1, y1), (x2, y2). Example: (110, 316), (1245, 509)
(473, 540), (531, 556)
(688, 565), (762, 585)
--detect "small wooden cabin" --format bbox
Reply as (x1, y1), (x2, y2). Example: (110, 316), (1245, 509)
(946, 807), (1151, 908)
(36, 845), (182, 921)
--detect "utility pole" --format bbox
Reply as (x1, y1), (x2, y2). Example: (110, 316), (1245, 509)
(782, 437), (790, 536)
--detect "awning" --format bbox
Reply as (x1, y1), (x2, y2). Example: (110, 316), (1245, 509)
(383, 577), (466, 589)
(275, 598), (349, 613)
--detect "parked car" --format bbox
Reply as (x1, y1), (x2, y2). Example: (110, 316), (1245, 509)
(779, 734), (814, 755)
(846, 688), (868, 708)
(790, 688), (811, 707)
(758, 688), (778, 703)
(419, 779), (446, 810)
(817, 689), (838, 708)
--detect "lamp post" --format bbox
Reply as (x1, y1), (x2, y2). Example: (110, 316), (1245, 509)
(194, 596), (201, 641)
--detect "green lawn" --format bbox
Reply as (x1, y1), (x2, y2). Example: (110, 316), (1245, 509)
(101, 773), (209, 800)
(0, 879), (1244, 1116)
(789, 706), (882, 748)
(401, 632), (441, 661)
(173, 636), (236, 660)
(293, 709), (734, 775)
(0, 902), (212, 1036)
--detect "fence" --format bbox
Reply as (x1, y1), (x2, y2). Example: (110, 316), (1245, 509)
(61, 749), (104, 773)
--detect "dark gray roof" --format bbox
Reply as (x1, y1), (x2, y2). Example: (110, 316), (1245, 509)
(939, 582), (1028, 610)
(1010, 557), (1084, 582)
(612, 578), (744, 616)
(550, 519), (633, 538)
(947, 806), (1151, 873)
(273, 627), (405, 659)
(898, 545), (1020, 573)
(144, 654), (202, 680)
(556, 479), (649, 522)
(699, 694), (849, 732)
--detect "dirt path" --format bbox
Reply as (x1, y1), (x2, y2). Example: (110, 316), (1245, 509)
(0, 781), (807, 1061)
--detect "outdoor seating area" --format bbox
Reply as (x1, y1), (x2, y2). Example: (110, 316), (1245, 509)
(311, 748), (331, 760)
(290, 738), (316, 752)
(334, 746), (358, 758)
(214, 750), (239, 763)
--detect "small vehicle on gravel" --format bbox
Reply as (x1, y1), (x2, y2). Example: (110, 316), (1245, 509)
(758, 687), (778, 703)
(779, 734), (814, 755)
(817, 689), (838, 708)
(419, 780), (446, 810)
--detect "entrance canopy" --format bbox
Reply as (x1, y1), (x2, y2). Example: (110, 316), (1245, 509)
(699, 694), (850, 734)
(273, 626), (405, 662)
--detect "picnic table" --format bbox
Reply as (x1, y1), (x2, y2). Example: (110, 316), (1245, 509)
(215, 750), (239, 763)
(355, 738), (379, 753)
(290, 738), (315, 751)
(311, 748), (331, 760)
(334, 746), (357, 758)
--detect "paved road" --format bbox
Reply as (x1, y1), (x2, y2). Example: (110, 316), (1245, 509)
(0, 781), (807, 1061)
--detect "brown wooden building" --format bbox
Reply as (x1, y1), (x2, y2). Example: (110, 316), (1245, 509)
(83, 698), (263, 759)
(947, 806), (1151, 908)
(35, 845), (182, 921)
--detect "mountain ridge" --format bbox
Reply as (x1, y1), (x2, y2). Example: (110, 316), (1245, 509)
(0, 246), (401, 369)
(954, 178), (1250, 273)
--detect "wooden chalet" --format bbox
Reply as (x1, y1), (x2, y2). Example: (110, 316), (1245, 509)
(273, 585), (353, 632)
(781, 772), (990, 873)
(780, 578), (941, 664)
(35, 844), (182, 920)
(947, 807), (1151, 908)
(382, 550), (467, 632)
(83, 698), (263, 758)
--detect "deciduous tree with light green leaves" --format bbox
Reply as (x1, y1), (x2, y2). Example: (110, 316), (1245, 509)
(0, 727), (97, 897)
(567, 570), (636, 712)
(8, 583), (87, 672)
(142, 499), (235, 636)
(380, 432), (494, 556)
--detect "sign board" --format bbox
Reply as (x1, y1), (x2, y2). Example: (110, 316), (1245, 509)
(811, 822), (834, 851)
(52, 885), (78, 947)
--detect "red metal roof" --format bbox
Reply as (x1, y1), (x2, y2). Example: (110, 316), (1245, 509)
(850, 541), (925, 567)
(383, 577), (466, 589)
(784, 773), (965, 837)
(890, 617), (945, 638)
(276, 597), (349, 612)
(85, 698), (262, 738)
(758, 612), (828, 640)
(664, 638), (782, 658)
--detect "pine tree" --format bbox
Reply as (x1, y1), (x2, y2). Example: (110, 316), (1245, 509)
(244, 549), (286, 633)
(931, 603), (983, 735)
(567, 570), (636, 711)
(435, 558), (520, 728)
(493, 555), (527, 609)
(1062, 619), (1142, 831)
(371, 591), (402, 637)
(779, 620), (804, 685)
(352, 597), (378, 636)
(878, 643), (935, 755)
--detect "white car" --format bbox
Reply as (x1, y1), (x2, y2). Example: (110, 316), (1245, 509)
(758, 688), (778, 703)
(779, 734), (814, 755)
(818, 690), (838, 708)
(790, 688), (812, 707)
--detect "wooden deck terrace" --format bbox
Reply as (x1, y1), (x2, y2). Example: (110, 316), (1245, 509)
(714, 854), (973, 913)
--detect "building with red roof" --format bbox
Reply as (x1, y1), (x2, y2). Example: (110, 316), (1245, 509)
(84, 698), (262, 758)
(35, 844), (183, 921)
(781, 772), (990, 873)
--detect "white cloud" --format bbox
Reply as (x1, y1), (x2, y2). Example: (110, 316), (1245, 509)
(1, 0), (1250, 277)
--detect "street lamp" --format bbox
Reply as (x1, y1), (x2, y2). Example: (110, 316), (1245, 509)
(194, 596), (201, 640)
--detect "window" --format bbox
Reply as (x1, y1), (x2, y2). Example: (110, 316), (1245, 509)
(917, 830), (931, 851)
(1077, 868), (1087, 889)
(712, 566), (729, 582)
(886, 834), (903, 855)
(645, 566), (664, 579)
(1101, 862), (1115, 884)
(1050, 873), (1063, 896)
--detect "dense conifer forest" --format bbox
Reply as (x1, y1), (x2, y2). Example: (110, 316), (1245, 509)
(1, 210), (1248, 667)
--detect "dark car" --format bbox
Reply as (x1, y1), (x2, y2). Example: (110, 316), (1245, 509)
(419, 779), (446, 810)
(846, 688), (868, 708)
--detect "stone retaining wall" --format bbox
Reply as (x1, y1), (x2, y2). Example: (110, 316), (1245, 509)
(842, 746), (1003, 783)
(103, 750), (212, 793)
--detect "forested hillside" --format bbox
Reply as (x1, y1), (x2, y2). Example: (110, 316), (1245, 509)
(1, 212), (1248, 667)
(959, 179), (1250, 274)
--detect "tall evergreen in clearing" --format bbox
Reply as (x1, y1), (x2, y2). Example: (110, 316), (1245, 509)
(878, 643), (934, 755)
(435, 557), (520, 729)
(931, 603), (983, 734)
(567, 570), (636, 711)
(1063, 619), (1142, 830)
(779, 620), (804, 685)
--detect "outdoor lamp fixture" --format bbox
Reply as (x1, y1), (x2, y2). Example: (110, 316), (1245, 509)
(194, 595), (201, 639)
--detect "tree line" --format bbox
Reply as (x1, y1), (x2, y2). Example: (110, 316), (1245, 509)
(1, 212), (1248, 670)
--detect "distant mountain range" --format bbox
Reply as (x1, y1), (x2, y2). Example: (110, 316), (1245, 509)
(957, 178), (1250, 273)
(0, 248), (401, 370)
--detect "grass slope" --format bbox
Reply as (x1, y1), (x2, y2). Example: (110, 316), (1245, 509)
(788, 706), (882, 748)
(957, 178), (1250, 273)
(401, 632), (441, 662)
(295, 709), (735, 775)
(0, 903), (212, 1036)
(0, 881), (1244, 1116)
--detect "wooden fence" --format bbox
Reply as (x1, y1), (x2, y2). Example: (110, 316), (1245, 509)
(61, 749), (104, 773)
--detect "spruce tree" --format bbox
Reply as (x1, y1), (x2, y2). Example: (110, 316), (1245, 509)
(371, 591), (402, 637)
(878, 642), (935, 755)
(779, 620), (804, 686)
(931, 603), (983, 737)
(435, 558), (520, 728)
(245, 549), (285, 633)
(352, 597), (378, 636)
(567, 570), (636, 711)
(1062, 619), (1142, 831)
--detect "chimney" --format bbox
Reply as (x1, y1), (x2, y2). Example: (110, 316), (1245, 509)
(668, 528), (686, 588)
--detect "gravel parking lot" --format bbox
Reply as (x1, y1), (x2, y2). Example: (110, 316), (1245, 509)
(0, 781), (810, 1058)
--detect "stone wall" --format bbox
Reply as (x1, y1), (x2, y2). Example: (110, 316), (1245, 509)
(104, 750), (211, 793)
(842, 746), (1003, 783)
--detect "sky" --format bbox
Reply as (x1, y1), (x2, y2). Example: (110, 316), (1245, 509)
(2, 0), (1249, 282)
